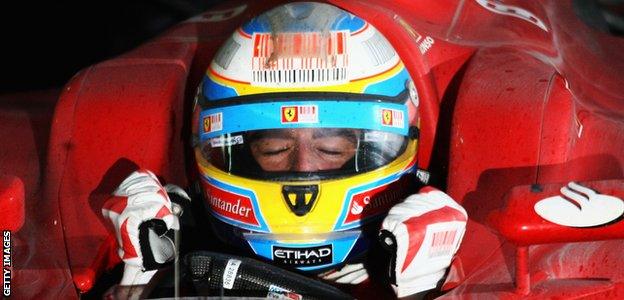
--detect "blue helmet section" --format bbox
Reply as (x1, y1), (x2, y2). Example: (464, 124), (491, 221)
(242, 3), (367, 34)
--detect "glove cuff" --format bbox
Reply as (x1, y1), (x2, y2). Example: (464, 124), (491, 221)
(120, 264), (158, 286)
(393, 270), (445, 298)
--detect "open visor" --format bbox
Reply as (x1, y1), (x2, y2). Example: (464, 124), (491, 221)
(198, 93), (411, 180)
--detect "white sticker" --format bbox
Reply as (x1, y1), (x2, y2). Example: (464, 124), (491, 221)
(281, 105), (319, 124)
(210, 135), (244, 147)
(267, 285), (302, 300)
(534, 182), (624, 227)
(363, 131), (388, 142)
(203, 112), (223, 133)
(418, 36), (435, 55)
(380, 108), (404, 128)
(222, 259), (242, 289)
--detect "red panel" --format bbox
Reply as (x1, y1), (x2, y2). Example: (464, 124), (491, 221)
(43, 41), (195, 292)
(490, 179), (624, 246)
(0, 175), (24, 231)
(5, 1), (623, 297)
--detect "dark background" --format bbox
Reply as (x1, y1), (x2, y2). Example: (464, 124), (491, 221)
(0, 1), (224, 93)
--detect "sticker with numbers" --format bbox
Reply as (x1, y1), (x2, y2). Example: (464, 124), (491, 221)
(380, 109), (404, 128)
(281, 105), (318, 124)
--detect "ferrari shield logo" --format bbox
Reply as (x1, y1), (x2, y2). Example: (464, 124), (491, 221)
(380, 108), (404, 128)
(382, 109), (393, 126)
(282, 185), (319, 216)
(203, 116), (211, 132)
(281, 106), (298, 123)
(203, 112), (223, 133)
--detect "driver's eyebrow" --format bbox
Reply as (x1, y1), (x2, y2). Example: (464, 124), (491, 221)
(250, 129), (293, 140)
(312, 129), (357, 142)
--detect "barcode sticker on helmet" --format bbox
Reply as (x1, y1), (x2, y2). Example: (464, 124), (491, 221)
(251, 31), (348, 86)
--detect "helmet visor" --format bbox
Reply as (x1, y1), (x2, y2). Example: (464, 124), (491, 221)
(201, 128), (407, 180)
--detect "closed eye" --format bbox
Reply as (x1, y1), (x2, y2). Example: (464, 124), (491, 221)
(318, 148), (345, 156)
(262, 147), (290, 156)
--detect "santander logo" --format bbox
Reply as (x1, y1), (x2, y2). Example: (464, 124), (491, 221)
(344, 177), (409, 224)
(534, 182), (624, 227)
(203, 181), (260, 227)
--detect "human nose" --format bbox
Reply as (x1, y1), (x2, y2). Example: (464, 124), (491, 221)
(292, 144), (317, 172)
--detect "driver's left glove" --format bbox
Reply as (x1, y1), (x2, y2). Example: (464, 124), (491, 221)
(380, 187), (467, 298)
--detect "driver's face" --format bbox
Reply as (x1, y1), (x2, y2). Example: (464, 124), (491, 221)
(250, 128), (358, 172)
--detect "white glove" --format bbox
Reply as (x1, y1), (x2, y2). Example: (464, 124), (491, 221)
(380, 187), (467, 298)
(102, 170), (189, 285)
(319, 263), (369, 284)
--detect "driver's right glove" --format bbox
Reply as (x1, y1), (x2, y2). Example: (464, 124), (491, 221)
(380, 187), (467, 298)
(102, 170), (188, 285)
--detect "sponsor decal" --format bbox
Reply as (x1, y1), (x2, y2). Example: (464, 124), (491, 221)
(251, 31), (349, 85)
(222, 259), (241, 289)
(272, 245), (333, 267)
(418, 36), (435, 55)
(416, 169), (430, 184)
(345, 176), (411, 225)
(2, 230), (10, 297)
(267, 285), (302, 300)
(281, 105), (318, 124)
(203, 181), (260, 227)
(428, 229), (458, 258)
(203, 112), (223, 134)
(210, 135), (244, 147)
(363, 131), (388, 142)
(381, 109), (404, 128)
(534, 182), (624, 227)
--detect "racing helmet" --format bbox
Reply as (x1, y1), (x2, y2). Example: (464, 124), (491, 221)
(192, 2), (420, 272)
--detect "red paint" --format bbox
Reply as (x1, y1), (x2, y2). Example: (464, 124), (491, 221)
(102, 196), (128, 215)
(515, 246), (530, 295)
(281, 106), (299, 123)
(0, 175), (25, 231)
(154, 205), (172, 219)
(489, 180), (624, 246)
(120, 219), (138, 259)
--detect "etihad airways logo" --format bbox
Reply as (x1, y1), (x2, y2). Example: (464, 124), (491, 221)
(272, 245), (333, 267)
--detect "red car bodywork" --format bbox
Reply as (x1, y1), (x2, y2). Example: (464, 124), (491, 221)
(2, 0), (624, 298)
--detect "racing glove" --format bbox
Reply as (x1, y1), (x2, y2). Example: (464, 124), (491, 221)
(380, 187), (467, 298)
(320, 263), (369, 284)
(102, 170), (189, 285)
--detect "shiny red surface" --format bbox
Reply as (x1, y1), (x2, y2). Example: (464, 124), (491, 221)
(0, 175), (25, 231)
(2, 0), (624, 298)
